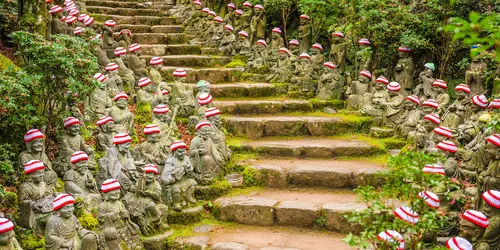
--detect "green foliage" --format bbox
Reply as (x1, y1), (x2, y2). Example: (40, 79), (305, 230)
(194, 179), (232, 200)
(135, 103), (153, 126)
(314, 215), (327, 227)
(17, 229), (45, 250)
(0, 53), (17, 71)
(0, 144), (16, 181)
(241, 166), (259, 186)
(0, 0), (17, 39)
(78, 212), (100, 231)
(0, 188), (17, 212)
(224, 58), (247, 68)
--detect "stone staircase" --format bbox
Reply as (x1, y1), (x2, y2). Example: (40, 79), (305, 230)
(85, 1), (397, 249)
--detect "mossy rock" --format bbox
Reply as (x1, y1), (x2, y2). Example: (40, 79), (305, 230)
(224, 58), (246, 68)
(381, 137), (406, 149)
(310, 99), (345, 111)
(0, 191), (18, 211)
(168, 206), (203, 224)
(166, 33), (189, 44)
(134, 103), (152, 126)
(17, 228), (45, 250)
(194, 180), (232, 201)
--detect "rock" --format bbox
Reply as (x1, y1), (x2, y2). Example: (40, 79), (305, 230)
(216, 197), (277, 226)
(211, 242), (250, 250)
(352, 168), (384, 187)
(264, 117), (306, 137)
(225, 117), (265, 139)
(193, 224), (215, 233)
(369, 127), (394, 138)
(168, 205), (203, 224)
(389, 149), (400, 156)
(142, 230), (174, 250)
(321, 203), (365, 233)
(173, 236), (209, 250)
(323, 107), (336, 114)
(215, 100), (313, 115)
(251, 164), (287, 188)
(287, 165), (352, 188)
(275, 201), (319, 227)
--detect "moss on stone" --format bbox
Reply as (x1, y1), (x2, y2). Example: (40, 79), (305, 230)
(0, 190), (18, 211)
(134, 103), (152, 126)
(78, 211), (100, 231)
(224, 58), (246, 68)
(240, 166), (259, 187)
(310, 98), (345, 110)
(380, 137), (406, 149)
(168, 205), (203, 224)
(194, 180), (232, 201)
(17, 228), (45, 250)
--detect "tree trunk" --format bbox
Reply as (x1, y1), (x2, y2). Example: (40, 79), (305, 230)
(18, 0), (48, 37)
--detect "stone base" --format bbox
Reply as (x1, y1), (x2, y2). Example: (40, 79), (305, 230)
(212, 242), (249, 250)
(168, 205), (203, 224)
(172, 236), (209, 250)
(142, 230), (174, 250)
(369, 127), (394, 138)
(194, 180), (232, 201)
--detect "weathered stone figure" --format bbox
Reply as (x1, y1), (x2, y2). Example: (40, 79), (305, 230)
(241, 1), (253, 33)
(432, 79), (450, 115)
(104, 63), (124, 98)
(479, 190), (500, 250)
(359, 77), (389, 123)
(148, 56), (165, 88)
(466, 46), (487, 95)
(442, 84), (470, 133)
(310, 43), (325, 79)
(128, 43), (148, 79)
(457, 95), (489, 145)
(383, 82), (405, 126)
(356, 38), (373, 74)
(209, 16), (224, 47)
(346, 70), (372, 110)
(393, 47), (414, 93)
(415, 62), (435, 100)
(266, 27), (283, 64)
(86, 73), (112, 122)
(19, 129), (57, 188)
(289, 39), (300, 70)
(393, 95), (421, 140)
(478, 134), (500, 198)
(152, 105), (178, 148)
(297, 14), (311, 52)
(190, 121), (224, 185)
(329, 32), (347, 73)
(233, 9), (244, 32)
(136, 77), (155, 105)
(205, 108), (232, 161)
(233, 31), (252, 57)
(219, 25), (236, 56)
(247, 40), (268, 72)
(200, 12), (217, 42)
(0, 218), (22, 249)
(49, 5), (65, 35)
(225, 3), (236, 26)
(102, 20), (118, 57)
(316, 62), (343, 100)
(107, 93), (134, 135)
(411, 113), (440, 150)
(266, 47), (293, 83)
(196, 80), (211, 102)
(133, 125), (169, 171)
(96, 116), (115, 153)
(93, 38), (110, 68)
(290, 52), (315, 93)
(171, 68), (196, 118)
(113, 47), (135, 95)
(459, 210), (489, 249)
(117, 29), (132, 51)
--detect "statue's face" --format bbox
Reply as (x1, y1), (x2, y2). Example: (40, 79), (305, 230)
(29, 169), (44, 184)
(486, 142), (499, 158)
(134, 49), (142, 56)
(145, 172), (155, 183)
(272, 33), (279, 39)
(103, 121), (115, 133)
(404, 100), (415, 109)
(67, 124), (80, 136)
(300, 58), (310, 64)
(471, 104), (480, 112)
(459, 218), (483, 241)
(208, 15), (214, 21)
(0, 231), (13, 246)
(198, 126), (211, 140)
(58, 204), (74, 219)
(311, 48), (319, 55)
(116, 98), (128, 108)
(117, 142), (131, 153)
(422, 106), (434, 114)
(374, 82), (385, 90)
(176, 76), (187, 83)
(107, 189), (120, 200)
(110, 70), (118, 76)
(174, 148), (186, 160)
(398, 51), (407, 58)
(147, 132), (160, 143)
(481, 203), (498, 218)
(300, 18), (308, 25)
(423, 120), (436, 131)
(456, 91), (467, 100)
(291, 46), (299, 53)
(388, 91), (397, 96)
(155, 64), (162, 69)
(359, 75), (369, 83)
(198, 86), (210, 94)
(332, 37), (341, 43)
(279, 53), (287, 60)
(254, 8), (261, 14)
(29, 138), (44, 153)
(434, 86), (444, 93)
(75, 160), (88, 175)
(208, 115), (221, 127)
(98, 81), (106, 89)
(157, 112), (171, 123)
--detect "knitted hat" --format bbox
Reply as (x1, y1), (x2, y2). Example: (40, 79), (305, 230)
(77, 14), (89, 22)
(197, 80), (210, 87)
(436, 140), (458, 153)
(405, 95), (420, 105)
(238, 30), (248, 37)
(394, 206), (419, 224)
(299, 14), (310, 20)
(424, 63), (435, 71)
(387, 82), (401, 92)
(446, 237), (472, 250)
(377, 230), (404, 250)
(119, 29), (133, 38)
(96, 115), (114, 126)
(49, 5), (63, 14)
(208, 11), (216, 16)
(423, 113), (440, 124)
(254, 4), (263, 10)
(66, 15), (77, 24)
(90, 34), (102, 40)
(486, 134), (500, 147)
(24, 160), (45, 174)
(482, 190), (500, 208)
(143, 124), (160, 135)
(113, 133), (132, 144)
(150, 57), (164, 65)
(472, 94), (488, 108)
(289, 39), (299, 46)
(422, 99), (439, 109)
(432, 79), (447, 89)
(488, 99), (500, 109)
(64, 117), (80, 128)
(64, 0), (73, 6)
(61, 16), (67, 22)
(332, 31), (344, 38)
(104, 20), (116, 27)
(24, 129), (45, 142)
(422, 164), (445, 175)
(138, 77), (152, 88)
(155, 90), (169, 96)
(358, 38), (370, 45)
(278, 48), (291, 56)
(114, 47), (127, 56)
(418, 191), (440, 208)
(113, 92), (128, 101)
(0, 218), (15, 234)
(144, 164), (159, 175)
(235, 9), (243, 15)
(129, 43), (142, 52)
(83, 16), (94, 26)
(193, 0), (202, 6)
(173, 68), (187, 77)
(227, 3), (236, 8)
(195, 121), (211, 131)
(323, 62), (336, 69)
(434, 126), (452, 138)
(360, 70), (372, 79)
(153, 104), (170, 114)
(171, 140), (188, 152)
(376, 76), (389, 84)
(461, 210), (488, 228)
(205, 107), (221, 118)
(224, 25), (234, 31)
(454, 84), (470, 93)
(201, 8), (210, 13)
(242, 1), (252, 7)
(69, 9), (80, 17)
(93, 73), (106, 82)
(398, 47), (412, 53)
(70, 151), (88, 164)
(312, 43), (323, 51)
(214, 16), (223, 22)
(53, 194), (75, 211)
(272, 27), (282, 34)
(256, 39), (267, 47)
(299, 52), (311, 61)
(105, 63), (119, 71)
(101, 179), (120, 193)
(198, 93), (213, 106)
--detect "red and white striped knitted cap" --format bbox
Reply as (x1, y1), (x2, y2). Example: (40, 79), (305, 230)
(104, 20), (116, 27)
(144, 124), (161, 135)
(299, 52), (311, 60)
(454, 84), (470, 93)
(0, 218), (14, 234)
(461, 210), (488, 228)
(150, 56), (164, 65)
(398, 47), (412, 53)
(93, 73), (106, 82)
(418, 191), (440, 208)
(113, 92), (128, 101)
(205, 107), (221, 118)
(272, 27), (282, 34)
(64, 0), (73, 6)
(96, 115), (114, 126)
(482, 190), (500, 208)
(235, 9), (243, 15)
(422, 99), (438, 109)
(256, 39), (267, 47)
(446, 237), (472, 250)
(61, 16), (67, 22)
(65, 15), (77, 24)
(101, 178), (120, 193)
(279, 48), (291, 56)
(208, 11), (216, 16)
(332, 31), (344, 38)
(53, 193), (75, 211)
(432, 79), (447, 89)
(376, 230), (404, 250)
(138, 77), (152, 87)
(70, 151), (88, 164)
(423, 113), (440, 124)
(238, 30), (248, 37)
(105, 63), (119, 71)
(486, 134), (500, 147)
(312, 43), (323, 51)
(24, 129), (45, 142)
(171, 140), (188, 152)
(78, 14), (89, 22)
(224, 25), (234, 31)
(129, 43), (142, 52)
(69, 9), (80, 17)
(323, 62), (336, 69)
(299, 14), (310, 20)
(114, 47), (127, 56)
(83, 17), (94, 26)
(73, 27), (85, 35)
(376, 76), (389, 84)
(422, 164), (445, 175)
(360, 70), (372, 79)
(387, 82), (401, 92)
(155, 90), (169, 96)
(358, 38), (370, 45)
(113, 133), (132, 145)
(90, 34), (102, 40)
(24, 160), (45, 174)
(214, 16), (223, 22)
(436, 140), (458, 153)
(243, 1), (252, 7)
(144, 164), (159, 174)
(65, 5), (76, 12)
(405, 95), (420, 105)
(227, 3), (236, 8)
(489, 99), (500, 109)
(434, 126), (452, 138)
(153, 104), (170, 114)
(49, 5), (63, 14)
(198, 93), (213, 106)
(195, 121), (211, 131)
(201, 7), (210, 13)
(394, 206), (419, 224)
(64, 117), (80, 128)
(120, 29), (133, 38)
(289, 39), (299, 46)
(173, 68), (187, 77)
(472, 94), (488, 108)
(254, 4), (263, 10)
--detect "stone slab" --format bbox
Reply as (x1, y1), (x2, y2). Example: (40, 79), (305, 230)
(160, 67), (241, 83)
(142, 230), (174, 250)
(322, 203), (366, 234)
(251, 164), (287, 188)
(216, 197), (277, 226)
(91, 14), (176, 25)
(275, 201), (319, 227)
(87, 6), (163, 16)
(211, 242), (250, 250)
(187, 83), (276, 99)
(132, 33), (188, 44)
(173, 236), (209, 250)
(87, 0), (146, 8)
(369, 127), (394, 138)
(215, 100), (313, 115)
(168, 205), (203, 224)
(141, 55), (230, 67)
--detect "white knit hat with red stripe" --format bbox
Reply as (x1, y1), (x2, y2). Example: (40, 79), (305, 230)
(376, 230), (404, 250)
(422, 99), (439, 109)
(144, 124), (161, 135)
(235, 9), (243, 15)
(105, 63), (119, 71)
(198, 93), (213, 106)
(153, 104), (170, 114)
(129, 43), (142, 52)
(114, 47), (127, 56)
(434, 126), (452, 138)
(279, 48), (291, 56)
(64, 0), (73, 6)
(227, 2), (236, 8)
(0, 218), (15, 234)
(205, 107), (221, 118)
(101, 178), (120, 193)
(299, 52), (311, 61)
(224, 25), (234, 31)
(201, 7), (210, 13)
(256, 39), (267, 47)
(454, 84), (470, 93)
(482, 190), (500, 208)
(195, 121), (211, 131)
(360, 70), (372, 79)
(405, 95), (420, 105)
(24, 129), (45, 142)
(96, 115), (114, 126)
(387, 82), (401, 92)
(78, 14), (89, 22)
(104, 20), (116, 27)
(70, 151), (88, 164)
(83, 16), (94, 26)
(74, 27), (85, 35)
(214, 16), (223, 22)
(64, 117), (80, 128)
(472, 94), (488, 108)
(155, 90), (169, 97)
(488, 99), (500, 109)
(461, 210), (488, 228)
(49, 5), (63, 14)
(173, 68), (187, 77)
(299, 14), (310, 20)
(53, 193), (75, 211)
(66, 15), (77, 24)
(359, 38), (370, 45)
(446, 237), (472, 250)
(113, 133), (132, 144)
(208, 11), (216, 16)
(312, 43), (323, 51)
(24, 160), (45, 174)
(323, 62), (336, 69)
(119, 29), (133, 38)
(272, 27), (282, 34)
(394, 206), (419, 224)
(418, 191), (440, 208)
(422, 164), (446, 175)
(432, 79), (447, 89)
(113, 92), (128, 101)
(423, 113), (440, 124)
(238, 30), (249, 37)
(289, 39), (299, 46)
(332, 31), (344, 38)
(93, 73), (106, 82)
(150, 57), (164, 65)
(398, 47), (412, 53)
(436, 140), (458, 153)
(144, 164), (159, 175)
(376, 76), (389, 84)
(254, 4), (263, 10)
(486, 134), (500, 147)
(138, 77), (152, 87)
(171, 140), (188, 152)
(69, 9), (80, 17)
(242, 1), (252, 7)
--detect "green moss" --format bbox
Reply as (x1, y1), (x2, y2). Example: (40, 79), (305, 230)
(241, 167), (259, 187)
(0, 190), (18, 211)
(380, 137), (406, 149)
(55, 178), (64, 193)
(253, 65), (269, 74)
(241, 72), (254, 81)
(78, 211), (99, 231)
(310, 98), (345, 110)
(168, 206), (203, 225)
(194, 180), (232, 201)
(17, 228), (44, 250)
(0, 53), (18, 71)
(134, 103), (152, 126)
(224, 58), (246, 68)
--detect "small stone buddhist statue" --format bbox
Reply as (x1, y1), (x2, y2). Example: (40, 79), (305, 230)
(310, 43), (325, 80)
(477, 134), (500, 197)
(297, 14), (311, 52)
(459, 210), (489, 249)
(86, 73), (112, 122)
(466, 46), (487, 95)
(233, 31), (252, 58)
(128, 43), (148, 79)
(63, 152), (101, 206)
(205, 108), (231, 161)
(117, 29), (132, 51)
(133, 125), (169, 171)
(171, 68), (196, 118)
(113, 47), (135, 95)
(393, 95), (421, 140)
(442, 84), (470, 133)
(102, 20), (118, 54)
(267, 27), (284, 64)
(18, 129), (57, 188)
(393, 46), (414, 93)
(250, 4), (265, 44)
(190, 121), (224, 185)
(346, 70), (372, 110)
(209, 16), (224, 47)
(136, 77), (155, 105)
(49, 5), (65, 35)
(457, 95), (489, 145)
(219, 25), (236, 56)
(383, 82), (405, 127)
(329, 32), (347, 73)
(104, 63), (124, 98)
(96, 116), (115, 153)
(152, 105), (178, 147)
(356, 38), (373, 74)
(196, 80), (211, 101)
(107, 92), (134, 135)
(241, 1), (253, 33)
(266, 47), (292, 83)
(0, 218), (22, 250)
(359, 77), (389, 124)
(316, 62), (343, 100)
(478, 190), (500, 250)
(415, 62), (436, 100)
(290, 52), (315, 94)
(233, 9), (243, 32)
(225, 3), (236, 26)
(431, 79), (450, 115)
(247, 39), (268, 72)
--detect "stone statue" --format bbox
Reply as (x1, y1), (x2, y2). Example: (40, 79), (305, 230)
(86, 73), (112, 122)
(113, 47), (135, 95)
(459, 210), (489, 249)
(128, 43), (148, 79)
(465, 48), (487, 95)
(432, 79), (450, 115)
(53, 117), (94, 176)
(0, 218), (22, 249)
(200, 12), (217, 42)
(104, 63), (124, 98)
(18, 129), (57, 188)
(442, 84), (470, 133)
(152, 89), (171, 108)
(196, 80), (211, 101)
(297, 14), (311, 53)
(107, 93), (134, 135)
(45, 194), (98, 250)
(190, 121), (224, 185)
(183, 2), (203, 28)
(152, 105), (179, 147)
(411, 113), (440, 150)
(49, 6), (65, 35)
(478, 190), (500, 250)
(96, 116), (115, 153)
(316, 62), (343, 100)
(233, 31), (252, 58)
(329, 32), (347, 74)
(266, 47), (293, 83)
(136, 77), (155, 105)
(289, 39), (300, 70)
(290, 52), (315, 94)
(346, 70), (372, 110)
(102, 20), (118, 57)
(247, 40), (268, 72)
(208, 17), (224, 48)
(457, 95), (489, 145)
(148, 56), (165, 88)
(465, 113), (492, 153)
(161, 141), (197, 211)
(171, 68), (196, 118)
(310, 43), (325, 79)
(190, 8), (210, 38)
(270, 27), (284, 51)
(225, 3), (236, 26)
(241, 2), (253, 33)
(383, 82), (405, 127)
(133, 125), (169, 172)
(63, 152), (101, 213)
(123, 165), (169, 236)
(205, 108), (231, 161)
(196, 93), (215, 117)
(18, 160), (56, 231)
(117, 29), (132, 51)
(219, 25), (236, 56)
(233, 9), (243, 32)
(393, 47), (414, 93)
(393, 95), (421, 140)
(359, 78), (389, 124)
(477, 134), (500, 199)
(356, 38), (373, 74)
(415, 63), (435, 100)
(94, 39), (110, 68)
(64, 16), (76, 36)
(98, 179), (143, 250)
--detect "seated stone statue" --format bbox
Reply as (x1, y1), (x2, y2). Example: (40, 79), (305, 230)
(359, 76), (389, 120)
(205, 108), (231, 161)
(442, 84), (470, 134)
(329, 32), (347, 74)
(410, 113), (440, 150)
(457, 95), (489, 145)
(63, 151), (101, 213)
(113, 48), (135, 91)
(478, 190), (500, 250)
(96, 116), (115, 153)
(86, 73), (112, 122)
(18, 160), (56, 231)
(19, 129), (57, 188)
(49, 6), (65, 35)
(289, 39), (300, 70)
(233, 9), (243, 32)
(266, 47), (292, 83)
(127, 43), (148, 79)
(218, 25), (236, 56)
(161, 141), (197, 211)
(297, 15), (311, 52)
(136, 77), (155, 105)
(94, 39), (110, 68)
(431, 79), (450, 115)
(346, 70), (372, 110)
(382, 82), (405, 127)
(224, 3), (236, 25)
(152, 105), (178, 148)
(233, 31), (252, 57)
(196, 93), (215, 118)
(414, 62), (435, 100)
(393, 96), (421, 140)
(98, 179), (143, 250)
(133, 125), (169, 172)
(466, 52), (487, 95)
(0, 218), (22, 249)
(107, 93), (134, 135)
(101, 20), (118, 57)
(316, 62), (343, 100)
(190, 121), (224, 185)
(247, 40), (268, 72)
(152, 89), (171, 108)
(394, 46), (414, 93)
(241, 3), (253, 33)
(250, 4), (266, 44)
(424, 126), (453, 155)
(310, 43), (325, 80)
(290, 52), (315, 94)
(171, 69), (196, 118)
(459, 210), (489, 249)
(123, 165), (169, 236)
(267, 27), (284, 64)
(104, 63), (124, 98)
(148, 56), (164, 88)
(196, 80), (211, 102)
(45, 194), (98, 250)
(356, 38), (372, 74)
(117, 29), (132, 51)
(477, 134), (500, 199)
(466, 113), (492, 152)
(200, 12), (216, 42)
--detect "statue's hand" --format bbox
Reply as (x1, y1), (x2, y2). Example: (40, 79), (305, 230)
(120, 209), (129, 219)
(85, 147), (94, 154)
(62, 240), (74, 248)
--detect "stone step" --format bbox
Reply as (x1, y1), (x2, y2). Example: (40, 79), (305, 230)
(87, 6), (165, 16)
(86, 0), (149, 8)
(187, 83), (277, 98)
(223, 115), (373, 139)
(237, 158), (384, 189)
(131, 33), (188, 44)
(91, 14), (176, 26)
(141, 55), (231, 67)
(215, 189), (364, 233)
(160, 67), (242, 83)
(230, 137), (386, 158)
(214, 99), (313, 115)
(139, 44), (202, 56)
(115, 24), (183, 34)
